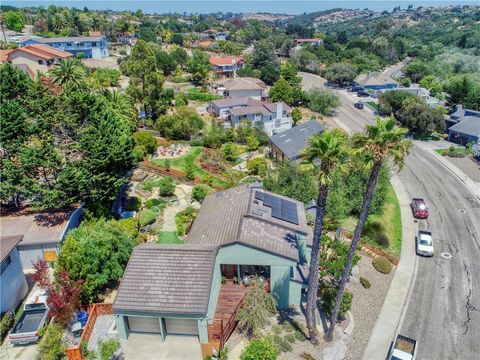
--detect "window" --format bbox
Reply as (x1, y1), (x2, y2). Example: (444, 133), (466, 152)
(92, 42), (97, 47)
(1, 255), (11, 274)
(37, 60), (43, 65)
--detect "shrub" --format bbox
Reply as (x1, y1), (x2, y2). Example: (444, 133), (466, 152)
(158, 176), (175, 196)
(247, 158), (268, 177)
(38, 324), (67, 360)
(372, 256), (393, 274)
(98, 338), (120, 360)
(360, 277), (371, 289)
(133, 131), (158, 155)
(0, 311), (14, 343)
(246, 135), (260, 151)
(139, 208), (157, 227)
(321, 285), (353, 320)
(237, 278), (276, 338)
(269, 333), (293, 353)
(175, 93), (189, 107)
(124, 197), (141, 211)
(190, 138), (204, 146)
(240, 338), (278, 360)
(76, 52), (85, 59)
(183, 157), (196, 180)
(192, 184), (211, 203)
(133, 144), (147, 160)
(186, 88), (221, 101)
(145, 198), (166, 209)
(175, 206), (198, 236)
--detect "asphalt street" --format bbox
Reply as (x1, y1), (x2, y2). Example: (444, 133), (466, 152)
(300, 71), (480, 359)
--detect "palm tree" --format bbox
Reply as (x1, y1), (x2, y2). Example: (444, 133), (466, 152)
(325, 117), (411, 341)
(50, 58), (85, 87)
(301, 128), (350, 344)
(104, 89), (137, 121)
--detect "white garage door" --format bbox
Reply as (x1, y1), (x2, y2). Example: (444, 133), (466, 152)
(127, 316), (161, 333)
(165, 318), (199, 336)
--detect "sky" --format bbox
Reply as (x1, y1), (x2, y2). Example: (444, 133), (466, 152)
(3, 0), (478, 15)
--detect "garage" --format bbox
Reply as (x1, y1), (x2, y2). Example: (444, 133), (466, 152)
(165, 319), (199, 336)
(127, 316), (161, 334)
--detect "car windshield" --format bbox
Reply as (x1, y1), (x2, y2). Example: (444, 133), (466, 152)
(419, 236), (432, 246)
(418, 203), (426, 210)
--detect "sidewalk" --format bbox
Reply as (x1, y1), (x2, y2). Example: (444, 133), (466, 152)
(361, 175), (418, 360)
(414, 141), (480, 198)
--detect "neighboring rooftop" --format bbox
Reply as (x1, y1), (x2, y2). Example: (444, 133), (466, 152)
(0, 235), (23, 263)
(209, 56), (244, 66)
(210, 97), (291, 117)
(186, 184), (311, 261)
(448, 116), (480, 137)
(0, 205), (79, 245)
(215, 77), (266, 91)
(356, 72), (398, 86)
(450, 105), (480, 121)
(24, 36), (106, 44)
(8, 44), (72, 60)
(113, 244), (217, 315)
(269, 120), (324, 160)
(210, 96), (260, 109)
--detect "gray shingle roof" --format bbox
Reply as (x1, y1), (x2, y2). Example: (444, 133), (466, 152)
(113, 244), (217, 314)
(269, 120), (324, 160)
(1, 235), (23, 263)
(186, 184), (311, 261)
(209, 96), (260, 108)
(448, 116), (480, 138)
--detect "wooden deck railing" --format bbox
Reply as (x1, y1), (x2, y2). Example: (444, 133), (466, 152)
(211, 279), (271, 350)
(65, 303), (113, 360)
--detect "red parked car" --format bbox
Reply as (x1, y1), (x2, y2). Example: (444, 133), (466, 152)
(411, 198), (429, 219)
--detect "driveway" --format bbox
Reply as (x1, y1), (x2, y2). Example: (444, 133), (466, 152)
(0, 339), (39, 360)
(123, 334), (202, 360)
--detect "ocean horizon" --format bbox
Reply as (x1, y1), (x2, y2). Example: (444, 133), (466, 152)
(2, 0), (479, 15)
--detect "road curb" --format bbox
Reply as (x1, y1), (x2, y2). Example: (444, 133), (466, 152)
(414, 142), (480, 198)
(361, 175), (418, 360)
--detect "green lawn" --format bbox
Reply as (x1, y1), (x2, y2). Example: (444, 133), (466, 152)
(413, 133), (442, 141)
(157, 231), (183, 244)
(435, 147), (472, 156)
(340, 182), (402, 257)
(366, 101), (379, 111)
(152, 147), (228, 188)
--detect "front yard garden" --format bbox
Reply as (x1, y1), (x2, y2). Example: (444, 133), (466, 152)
(341, 182), (402, 257)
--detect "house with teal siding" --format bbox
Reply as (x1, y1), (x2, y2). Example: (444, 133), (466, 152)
(113, 183), (312, 348)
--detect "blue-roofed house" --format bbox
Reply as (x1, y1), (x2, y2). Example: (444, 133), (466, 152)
(22, 35), (109, 59)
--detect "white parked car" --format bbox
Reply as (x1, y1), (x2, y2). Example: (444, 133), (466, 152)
(416, 231), (433, 257)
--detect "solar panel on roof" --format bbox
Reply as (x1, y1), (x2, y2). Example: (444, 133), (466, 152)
(255, 191), (299, 225)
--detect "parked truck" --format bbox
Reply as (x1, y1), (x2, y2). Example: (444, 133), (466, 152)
(388, 334), (417, 360)
(9, 289), (50, 345)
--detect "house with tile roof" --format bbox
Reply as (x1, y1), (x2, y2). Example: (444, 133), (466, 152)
(1, 235), (29, 314)
(22, 35), (109, 59)
(113, 183), (312, 352)
(0, 205), (83, 270)
(209, 56), (245, 77)
(1, 44), (72, 78)
(207, 97), (293, 136)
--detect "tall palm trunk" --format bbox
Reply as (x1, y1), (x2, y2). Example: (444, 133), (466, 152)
(325, 161), (382, 340)
(306, 185), (329, 344)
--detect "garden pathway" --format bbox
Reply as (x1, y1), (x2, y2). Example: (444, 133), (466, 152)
(161, 184), (193, 232)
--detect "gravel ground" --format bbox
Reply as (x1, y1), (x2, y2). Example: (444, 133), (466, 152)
(345, 256), (395, 360)
(87, 315), (116, 352)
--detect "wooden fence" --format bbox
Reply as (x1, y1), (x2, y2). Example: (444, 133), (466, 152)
(66, 303), (113, 360)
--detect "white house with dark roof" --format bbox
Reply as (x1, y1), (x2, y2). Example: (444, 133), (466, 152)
(113, 184), (312, 353)
(207, 97), (293, 136)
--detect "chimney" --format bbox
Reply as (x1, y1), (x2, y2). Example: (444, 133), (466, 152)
(276, 102), (283, 120)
